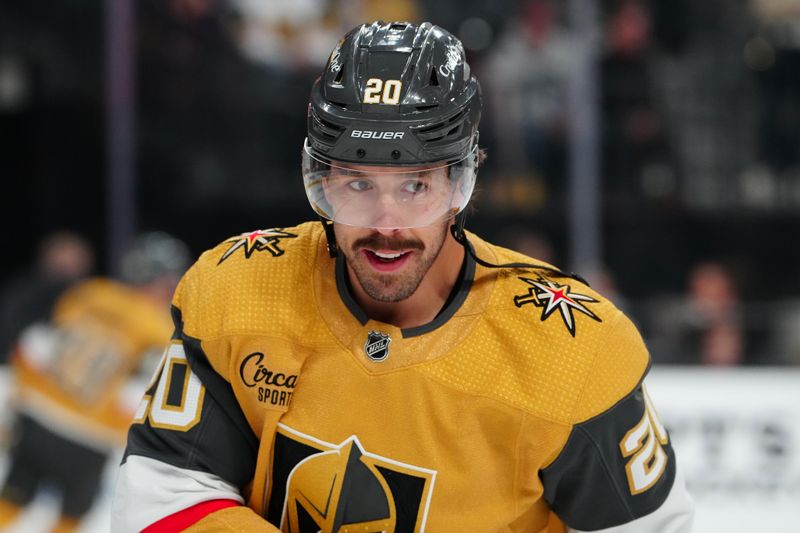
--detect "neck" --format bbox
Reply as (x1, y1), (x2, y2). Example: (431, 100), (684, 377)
(349, 233), (465, 329)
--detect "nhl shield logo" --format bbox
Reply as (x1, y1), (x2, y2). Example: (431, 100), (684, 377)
(364, 331), (391, 362)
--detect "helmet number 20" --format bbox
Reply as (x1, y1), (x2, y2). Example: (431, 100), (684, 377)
(363, 78), (402, 105)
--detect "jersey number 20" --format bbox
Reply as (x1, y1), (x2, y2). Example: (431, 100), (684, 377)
(619, 387), (670, 495)
(133, 342), (205, 431)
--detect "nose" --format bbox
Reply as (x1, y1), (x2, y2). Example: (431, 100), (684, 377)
(373, 225), (401, 236)
(370, 192), (405, 231)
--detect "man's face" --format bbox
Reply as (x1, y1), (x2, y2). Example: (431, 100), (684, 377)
(334, 218), (451, 303)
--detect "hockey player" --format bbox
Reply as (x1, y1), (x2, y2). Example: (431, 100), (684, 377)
(113, 21), (694, 532)
(0, 232), (190, 532)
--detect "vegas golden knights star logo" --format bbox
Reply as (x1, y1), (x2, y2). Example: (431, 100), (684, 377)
(364, 331), (391, 362)
(217, 229), (298, 264)
(513, 276), (601, 336)
(267, 424), (436, 533)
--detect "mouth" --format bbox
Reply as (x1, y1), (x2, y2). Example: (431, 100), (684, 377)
(362, 249), (413, 272)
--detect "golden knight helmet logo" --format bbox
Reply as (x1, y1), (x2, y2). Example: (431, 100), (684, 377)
(285, 438), (396, 532)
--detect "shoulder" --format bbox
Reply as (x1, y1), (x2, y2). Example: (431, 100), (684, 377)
(174, 222), (325, 340)
(468, 234), (650, 424)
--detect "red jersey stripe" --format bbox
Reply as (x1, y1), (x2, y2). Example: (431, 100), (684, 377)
(141, 499), (240, 532)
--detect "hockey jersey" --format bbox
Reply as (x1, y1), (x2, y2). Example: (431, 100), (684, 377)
(114, 222), (693, 532)
(11, 278), (173, 449)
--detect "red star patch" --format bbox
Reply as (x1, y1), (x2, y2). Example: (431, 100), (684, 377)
(514, 277), (601, 336)
(217, 229), (298, 264)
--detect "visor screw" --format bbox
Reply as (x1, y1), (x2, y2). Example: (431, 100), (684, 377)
(356, 148), (366, 158)
(391, 150), (401, 160)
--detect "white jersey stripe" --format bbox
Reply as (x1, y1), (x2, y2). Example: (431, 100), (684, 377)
(111, 455), (244, 533)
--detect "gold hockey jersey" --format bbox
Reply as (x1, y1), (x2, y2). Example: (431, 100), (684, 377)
(12, 278), (173, 448)
(118, 222), (692, 533)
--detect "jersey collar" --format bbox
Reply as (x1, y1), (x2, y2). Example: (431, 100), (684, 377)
(312, 227), (495, 372)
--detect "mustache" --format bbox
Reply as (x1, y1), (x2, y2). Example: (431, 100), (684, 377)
(353, 234), (425, 252)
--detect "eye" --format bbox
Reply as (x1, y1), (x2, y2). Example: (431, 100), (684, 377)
(401, 180), (428, 195)
(347, 180), (372, 192)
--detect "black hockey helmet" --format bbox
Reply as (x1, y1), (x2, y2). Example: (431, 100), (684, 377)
(303, 21), (482, 231)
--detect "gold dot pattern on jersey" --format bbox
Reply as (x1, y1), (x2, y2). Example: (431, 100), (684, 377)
(177, 224), (332, 348)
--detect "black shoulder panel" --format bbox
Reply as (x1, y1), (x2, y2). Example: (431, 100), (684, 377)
(541, 385), (676, 530)
(123, 306), (259, 489)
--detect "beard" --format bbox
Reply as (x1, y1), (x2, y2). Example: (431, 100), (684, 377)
(342, 222), (449, 303)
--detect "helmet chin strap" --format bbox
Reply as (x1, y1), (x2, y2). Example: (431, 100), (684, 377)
(449, 211), (589, 285)
(319, 216), (339, 257)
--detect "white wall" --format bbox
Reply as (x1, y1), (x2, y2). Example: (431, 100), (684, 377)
(647, 366), (800, 532)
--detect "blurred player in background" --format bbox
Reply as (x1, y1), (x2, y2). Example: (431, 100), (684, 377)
(0, 231), (95, 365)
(113, 21), (693, 532)
(0, 231), (190, 533)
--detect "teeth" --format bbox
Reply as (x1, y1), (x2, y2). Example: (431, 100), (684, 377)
(374, 251), (403, 259)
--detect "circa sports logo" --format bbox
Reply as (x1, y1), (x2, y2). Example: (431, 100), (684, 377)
(217, 229), (298, 265)
(239, 351), (298, 408)
(513, 276), (601, 337)
(328, 38), (344, 72)
(364, 331), (391, 361)
(439, 43), (462, 77)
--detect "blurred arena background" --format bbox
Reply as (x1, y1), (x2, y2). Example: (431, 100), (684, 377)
(1, 0), (799, 531)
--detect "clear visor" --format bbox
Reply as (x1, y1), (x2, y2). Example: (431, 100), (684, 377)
(302, 138), (477, 229)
